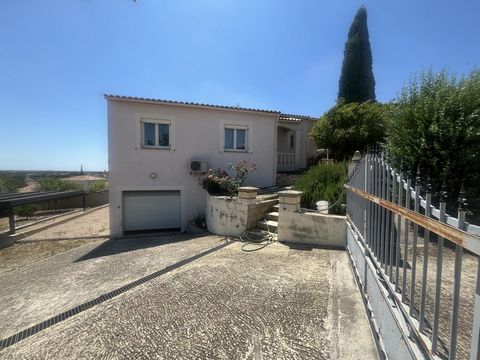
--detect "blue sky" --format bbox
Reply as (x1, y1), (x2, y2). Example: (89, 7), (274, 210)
(0, 0), (478, 171)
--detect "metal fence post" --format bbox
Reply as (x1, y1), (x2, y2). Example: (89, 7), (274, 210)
(402, 175), (412, 303)
(432, 180), (447, 353)
(395, 171), (403, 291)
(8, 206), (15, 234)
(419, 177), (432, 332)
(449, 185), (466, 360)
(409, 167), (421, 316)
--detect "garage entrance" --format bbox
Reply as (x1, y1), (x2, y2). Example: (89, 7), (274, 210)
(123, 191), (181, 233)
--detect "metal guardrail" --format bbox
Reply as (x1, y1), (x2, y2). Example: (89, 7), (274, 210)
(346, 153), (480, 360)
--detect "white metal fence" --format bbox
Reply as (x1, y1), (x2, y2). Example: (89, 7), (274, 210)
(346, 153), (480, 360)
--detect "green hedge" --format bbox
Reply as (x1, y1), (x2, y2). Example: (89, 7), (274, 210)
(386, 69), (480, 199)
(294, 162), (347, 214)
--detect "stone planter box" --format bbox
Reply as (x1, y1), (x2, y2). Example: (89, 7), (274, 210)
(206, 194), (247, 237)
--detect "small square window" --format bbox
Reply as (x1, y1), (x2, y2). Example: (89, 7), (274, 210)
(224, 127), (248, 151)
(142, 121), (171, 148)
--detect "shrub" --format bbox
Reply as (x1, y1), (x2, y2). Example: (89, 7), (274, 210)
(15, 204), (40, 219)
(294, 162), (348, 214)
(89, 180), (108, 192)
(194, 213), (206, 229)
(38, 178), (82, 192)
(310, 100), (387, 161)
(386, 69), (480, 199)
(201, 161), (256, 196)
(0, 174), (25, 192)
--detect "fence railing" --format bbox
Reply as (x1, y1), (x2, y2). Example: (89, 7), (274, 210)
(346, 153), (480, 360)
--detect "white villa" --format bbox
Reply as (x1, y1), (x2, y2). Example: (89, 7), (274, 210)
(106, 95), (317, 237)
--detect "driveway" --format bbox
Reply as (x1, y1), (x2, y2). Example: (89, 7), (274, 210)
(0, 234), (378, 359)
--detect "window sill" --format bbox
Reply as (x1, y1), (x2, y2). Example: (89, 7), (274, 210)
(224, 149), (249, 153)
(141, 145), (172, 150)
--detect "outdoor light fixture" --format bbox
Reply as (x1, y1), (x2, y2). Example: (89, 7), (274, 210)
(150, 172), (157, 180)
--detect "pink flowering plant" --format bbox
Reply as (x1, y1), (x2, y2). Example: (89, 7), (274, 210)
(201, 161), (256, 196)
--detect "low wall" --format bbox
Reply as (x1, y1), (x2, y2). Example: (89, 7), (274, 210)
(276, 190), (346, 248)
(278, 210), (346, 248)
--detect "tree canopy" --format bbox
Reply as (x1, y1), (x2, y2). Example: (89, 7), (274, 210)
(338, 6), (376, 103)
(310, 100), (387, 161)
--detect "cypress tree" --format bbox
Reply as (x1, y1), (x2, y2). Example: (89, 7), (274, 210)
(338, 6), (376, 103)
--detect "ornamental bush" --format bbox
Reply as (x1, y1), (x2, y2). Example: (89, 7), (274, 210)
(309, 100), (388, 161)
(201, 161), (256, 196)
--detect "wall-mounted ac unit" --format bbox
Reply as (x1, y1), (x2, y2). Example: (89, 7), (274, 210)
(189, 160), (208, 173)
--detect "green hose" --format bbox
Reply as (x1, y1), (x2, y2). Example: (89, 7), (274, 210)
(239, 219), (277, 252)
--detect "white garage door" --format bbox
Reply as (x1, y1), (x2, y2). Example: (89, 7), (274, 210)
(123, 191), (181, 232)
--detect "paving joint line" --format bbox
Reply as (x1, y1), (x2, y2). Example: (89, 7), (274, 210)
(0, 238), (232, 350)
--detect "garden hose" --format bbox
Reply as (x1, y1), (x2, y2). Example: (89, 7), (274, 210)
(239, 219), (277, 252)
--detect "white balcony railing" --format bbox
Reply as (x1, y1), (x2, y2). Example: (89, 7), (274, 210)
(277, 152), (296, 169)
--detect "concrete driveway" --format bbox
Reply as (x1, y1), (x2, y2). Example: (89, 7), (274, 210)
(0, 234), (378, 359)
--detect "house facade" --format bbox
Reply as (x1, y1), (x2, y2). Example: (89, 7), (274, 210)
(107, 95), (316, 237)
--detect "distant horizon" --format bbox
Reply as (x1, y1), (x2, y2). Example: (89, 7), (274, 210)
(1, 0), (479, 170)
(0, 169), (107, 173)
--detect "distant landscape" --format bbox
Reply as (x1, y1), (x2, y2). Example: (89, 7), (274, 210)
(0, 170), (108, 193)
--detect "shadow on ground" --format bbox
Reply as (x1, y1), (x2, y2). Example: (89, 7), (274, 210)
(75, 233), (208, 262)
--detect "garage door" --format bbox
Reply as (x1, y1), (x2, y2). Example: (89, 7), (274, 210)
(123, 191), (181, 232)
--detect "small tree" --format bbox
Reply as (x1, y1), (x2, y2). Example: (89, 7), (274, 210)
(310, 100), (387, 161)
(338, 6), (376, 103)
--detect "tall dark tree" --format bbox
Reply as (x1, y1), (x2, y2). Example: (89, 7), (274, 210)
(338, 6), (376, 103)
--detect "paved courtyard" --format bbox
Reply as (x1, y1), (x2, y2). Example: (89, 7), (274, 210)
(0, 233), (378, 359)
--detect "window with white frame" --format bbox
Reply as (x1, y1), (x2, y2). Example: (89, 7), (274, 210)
(224, 126), (248, 151)
(141, 119), (171, 148)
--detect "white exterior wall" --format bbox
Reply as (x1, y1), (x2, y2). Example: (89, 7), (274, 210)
(107, 99), (278, 238)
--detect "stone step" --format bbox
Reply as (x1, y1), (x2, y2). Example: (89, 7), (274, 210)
(256, 219), (278, 232)
(257, 193), (279, 201)
(266, 212), (278, 221)
(273, 204), (279, 211)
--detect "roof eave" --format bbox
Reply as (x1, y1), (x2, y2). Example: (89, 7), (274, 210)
(104, 94), (281, 116)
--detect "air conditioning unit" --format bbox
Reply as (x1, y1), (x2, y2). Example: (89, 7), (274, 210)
(189, 160), (208, 174)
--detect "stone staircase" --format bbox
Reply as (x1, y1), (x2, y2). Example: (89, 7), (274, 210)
(256, 203), (279, 233)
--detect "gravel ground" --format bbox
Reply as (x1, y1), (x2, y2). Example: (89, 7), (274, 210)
(0, 207), (109, 273)
(0, 236), (378, 359)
